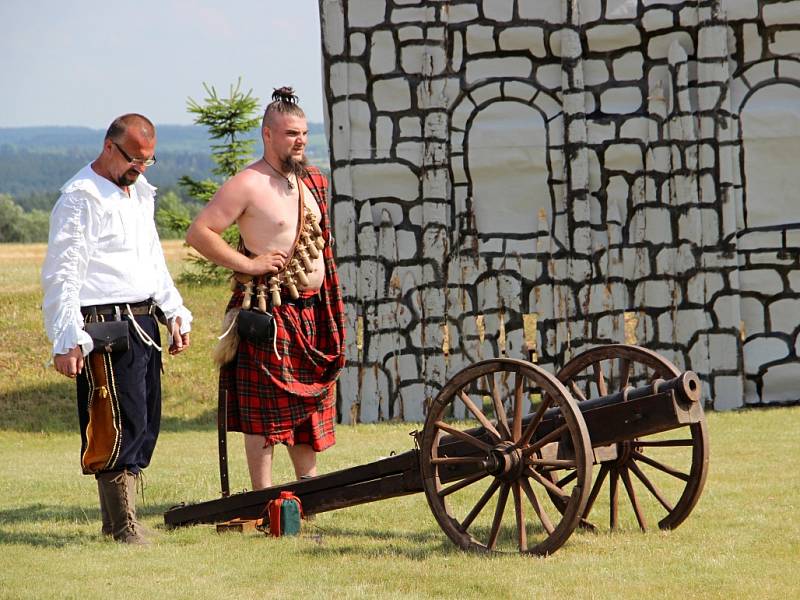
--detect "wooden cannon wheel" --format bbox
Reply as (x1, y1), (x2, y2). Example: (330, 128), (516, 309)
(552, 344), (710, 531)
(419, 359), (592, 555)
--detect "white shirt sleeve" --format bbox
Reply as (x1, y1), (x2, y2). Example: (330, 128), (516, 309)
(41, 192), (95, 356)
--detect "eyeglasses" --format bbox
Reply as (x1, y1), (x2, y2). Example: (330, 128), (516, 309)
(112, 141), (157, 167)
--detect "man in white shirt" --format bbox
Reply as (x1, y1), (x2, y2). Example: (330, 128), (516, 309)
(41, 113), (192, 544)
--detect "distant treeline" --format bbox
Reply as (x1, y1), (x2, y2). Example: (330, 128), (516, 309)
(0, 123), (329, 243)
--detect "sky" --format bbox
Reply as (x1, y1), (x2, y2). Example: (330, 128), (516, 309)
(0, 0), (325, 129)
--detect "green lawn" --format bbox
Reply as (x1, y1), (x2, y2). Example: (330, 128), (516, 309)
(1, 243), (798, 599)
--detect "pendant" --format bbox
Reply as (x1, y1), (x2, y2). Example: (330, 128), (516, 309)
(287, 179), (294, 190)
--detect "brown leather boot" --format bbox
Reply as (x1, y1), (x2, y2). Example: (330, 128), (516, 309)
(97, 470), (149, 545)
(97, 479), (112, 536)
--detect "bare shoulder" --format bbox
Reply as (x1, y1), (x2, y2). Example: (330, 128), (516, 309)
(214, 164), (264, 203)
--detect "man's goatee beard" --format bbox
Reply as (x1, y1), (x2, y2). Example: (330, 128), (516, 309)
(281, 155), (308, 177)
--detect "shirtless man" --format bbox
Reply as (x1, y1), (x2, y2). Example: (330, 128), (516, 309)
(186, 88), (346, 489)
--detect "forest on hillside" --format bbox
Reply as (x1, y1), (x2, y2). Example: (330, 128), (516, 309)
(0, 124), (329, 243)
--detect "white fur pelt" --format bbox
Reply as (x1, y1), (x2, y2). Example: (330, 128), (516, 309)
(213, 308), (240, 366)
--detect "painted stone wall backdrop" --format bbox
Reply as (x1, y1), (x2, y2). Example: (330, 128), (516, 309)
(318, 0), (800, 421)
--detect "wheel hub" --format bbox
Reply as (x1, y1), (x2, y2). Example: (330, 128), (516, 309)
(486, 441), (524, 481)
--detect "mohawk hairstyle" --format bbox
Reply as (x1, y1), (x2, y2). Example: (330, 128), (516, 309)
(262, 86), (305, 128)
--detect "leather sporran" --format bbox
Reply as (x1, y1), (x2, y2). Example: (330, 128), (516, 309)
(237, 309), (274, 343)
(84, 320), (129, 353)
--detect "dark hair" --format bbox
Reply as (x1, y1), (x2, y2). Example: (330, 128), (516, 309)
(105, 113), (155, 141)
(262, 87), (305, 128)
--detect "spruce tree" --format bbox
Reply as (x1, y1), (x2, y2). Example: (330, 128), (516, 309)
(164, 78), (261, 283)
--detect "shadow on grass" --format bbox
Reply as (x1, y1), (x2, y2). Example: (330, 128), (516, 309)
(0, 381), (217, 433)
(0, 503), (105, 547)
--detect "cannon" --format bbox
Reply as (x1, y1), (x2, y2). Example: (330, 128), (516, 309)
(164, 344), (709, 555)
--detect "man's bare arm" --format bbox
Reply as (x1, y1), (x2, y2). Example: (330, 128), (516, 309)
(186, 174), (286, 276)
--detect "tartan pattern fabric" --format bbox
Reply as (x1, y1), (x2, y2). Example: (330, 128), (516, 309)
(219, 166), (345, 450)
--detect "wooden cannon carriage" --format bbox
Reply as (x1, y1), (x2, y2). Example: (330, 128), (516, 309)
(164, 344), (709, 555)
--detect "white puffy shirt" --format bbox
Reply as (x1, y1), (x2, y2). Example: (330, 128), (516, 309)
(41, 164), (192, 356)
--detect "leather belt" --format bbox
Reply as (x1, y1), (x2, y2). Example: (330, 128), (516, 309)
(81, 299), (155, 318)
(287, 294), (319, 309)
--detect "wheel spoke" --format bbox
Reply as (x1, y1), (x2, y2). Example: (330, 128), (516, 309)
(618, 357), (631, 389)
(512, 482), (527, 552)
(526, 458), (577, 469)
(628, 459), (674, 513)
(556, 469), (578, 488)
(524, 467), (570, 503)
(461, 477), (502, 530)
(609, 468), (620, 529)
(487, 483), (511, 549)
(486, 373), (512, 440)
(434, 421), (493, 452)
(438, 470), (489, 498)
(569, 380), (588, 402)
(582, 463), (610, 521)
(620, 466), (647, 531)
(632, 450), (690, 482)
(512, 372), (524, 442)
(593, 362), (608, 397)
(519, 394), (552, 447)
(520, 476), (555, 534)
(458, 390), (502, 442)
(522, 423), (569, 456)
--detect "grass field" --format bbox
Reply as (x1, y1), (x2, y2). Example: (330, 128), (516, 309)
(1, 243), (799, 599)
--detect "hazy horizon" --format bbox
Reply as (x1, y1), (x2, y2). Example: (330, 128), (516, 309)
(0, 1), (325, 129)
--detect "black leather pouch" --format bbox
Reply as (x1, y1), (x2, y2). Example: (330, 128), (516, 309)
(237, 309), (274, 343)
(85, 320), (130, 353)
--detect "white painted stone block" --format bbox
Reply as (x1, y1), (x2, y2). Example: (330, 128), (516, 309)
(465, 57), (533, 84)
(742, 23), (762, 63)
(642, 8), (674, 31)
(370, 31), (397, 75)
(399, 116), (421, 138)
(350, 0), (387, 28)
(398, 26), (424, 42)
(713, 375), (744, 410)
(770, 298), (800, 330)
(352, 163), (419, 202)
(373, 77), (412, 111)
(498, 26), (547, 56)
(739, 296), (765, 337)
(724, 0), (759, 20)
(392, 5), (436, 23)
(350, 32), (367, 56)
(587, 121), (616, 145)
(586, 24), (641, 52)
(321, 0), (346, 56)
(744, 337), (790, 373)
(443, 2), (479, 24)
(761, 363), (800, 403)
(401, 44), (446, 75)
(770, 30), (800, 56)
(706, 333), (740, 370)
(584, 60), (610, 87)
(605, 143), (644, 172)
(648, 31), (694, 59)
(518, 0), (562, 23)
(763, 1), (800, 26)
(418, 77), (461, 108)
(613, 52), (644, 81)
(535, 64), (563, 90)
(738, 269), (784, 297)
(636, 279), (676, 308)
(679, 6), (699, 28)
(600, 86), (644, 114)
(466, 24), (496, 54)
